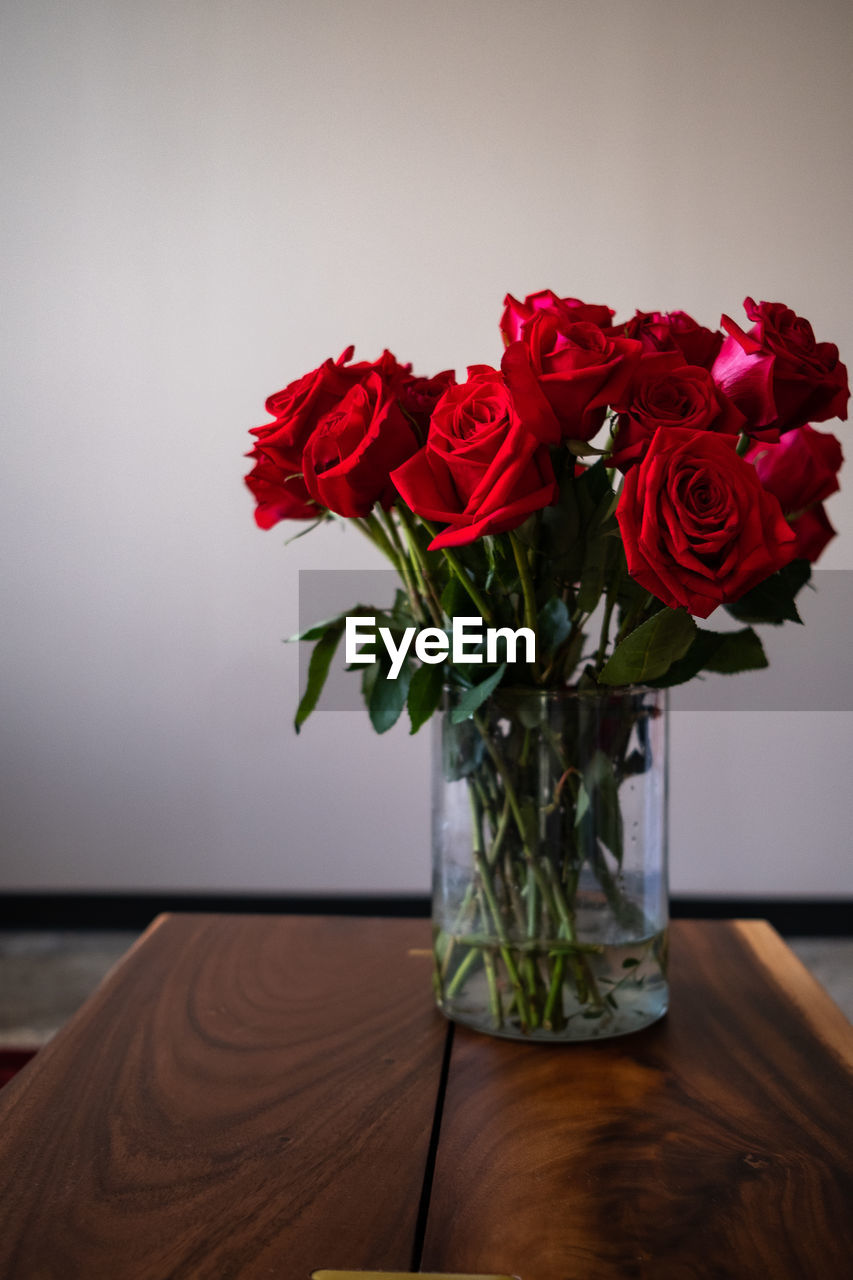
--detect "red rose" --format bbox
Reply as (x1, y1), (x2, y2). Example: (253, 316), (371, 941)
(712, 298), (850, 434)
(610, 361), (745, 471)
(746, 424), (843, 513)
(501, 314), (641, 443)
(252, 346), (359, 459)
(613, 310), (722, 369)
(665, 311), (724, 369)
(616, 427), (796, 618)
(789, 504), (836, 562)
(397, 368), (456, 437)
(246, 348), (416, 527)
(244, 452), (317, 527)
(246, 347), (362, 527)
(302, 370), (420, 517)
(500, 290), (615, 344)
(390, 365), (557, 550)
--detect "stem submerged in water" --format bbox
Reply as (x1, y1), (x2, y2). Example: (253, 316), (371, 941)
(434, 687), (668, 1039)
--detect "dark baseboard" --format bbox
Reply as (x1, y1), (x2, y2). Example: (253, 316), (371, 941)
(0, 892), (432, 931)
(0, 892), (850, 936)
(671, 897), (851, 936)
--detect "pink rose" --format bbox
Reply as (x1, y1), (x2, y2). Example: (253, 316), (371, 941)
(746, 424), (843, 513)
(788, 504), (836, 562)
(712, 298), (849, 435)
(746, 424), (843, 566)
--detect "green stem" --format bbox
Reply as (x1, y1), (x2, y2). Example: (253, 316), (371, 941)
(614, 592), (655, 646)
(375, 508), (427, 625)
(482, 945), (503, 1027)
(526, 861), (538, 938)
(543, 951), (566, 1031)
(472, 711), (562, 938)
(449, 934), (604, 955)
(589, 845), (650, 936)
(544, 859), (604, 1007)
(523, 863), (541, 1027)
(395, 504), (444, 625)
(487, 794), (512, 867)
(467, 783), (530, 1027)
(595, 590), (617, 671)
(473, 711), (529, 841)
(472, 849), (531, 1031)
(509, 530), (538, 638)
(420, 520), (495, 624)
(445, 942), (479, 999)
(595, 553), (624, 672)
(357, 514), (400, 568)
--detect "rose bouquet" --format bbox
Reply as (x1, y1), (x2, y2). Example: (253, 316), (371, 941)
(245, 291), (847, 1040)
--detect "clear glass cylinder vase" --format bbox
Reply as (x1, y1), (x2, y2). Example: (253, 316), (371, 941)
(432, 685), (669, 1042)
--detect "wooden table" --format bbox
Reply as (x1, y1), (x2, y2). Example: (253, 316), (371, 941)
(0, 916), (850, 1279)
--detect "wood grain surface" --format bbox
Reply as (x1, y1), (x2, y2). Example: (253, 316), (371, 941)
(421, 919), (853, 1280)
(2, 917), (850, 1280)
(0, 914), (446, 1279)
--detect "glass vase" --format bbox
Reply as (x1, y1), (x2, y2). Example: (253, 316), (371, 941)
(431, 685), (669, 1042)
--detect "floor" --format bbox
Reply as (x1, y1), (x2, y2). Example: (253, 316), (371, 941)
(0, 931), (138, 1047)
(0, 929), (850, 1047)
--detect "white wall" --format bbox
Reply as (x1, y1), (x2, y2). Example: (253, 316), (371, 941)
(2, 0), (851, 897)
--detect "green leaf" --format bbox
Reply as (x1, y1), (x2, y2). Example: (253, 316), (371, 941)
(567, 440), (608, 457)
(703, 627), (768, 675)
(289, 604), (378, 643)
(294, 621), (345, 733)
(647, 626), (767, 687)
(368, 653), (413, 734)
(440, 575), (470, 622)
(361, 653), (380, 704)
(575, 779), (591, 827)
(407, 662), (445, 734)
(450, 663), (507, 723)
(576, 530), (614, 614)
(577, 459), (612, 509)
(537, 596), (572, 658)
(288, 613), (347, 644)
(578, 749), (623, 864)
(283, 514), (327, 544)
(576, 480), (619, 614)
(598, 609), (696, 685)
(557, 626), (588, 684)
(725, 560), (811, 626)
(482, 535), (500, 592)
(389, 587), (418, 630)
(788, 559), (812, 590)
(541, 470), (581, 578)
(518, 798), (540, 851)
(441, 714), (485, 780)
